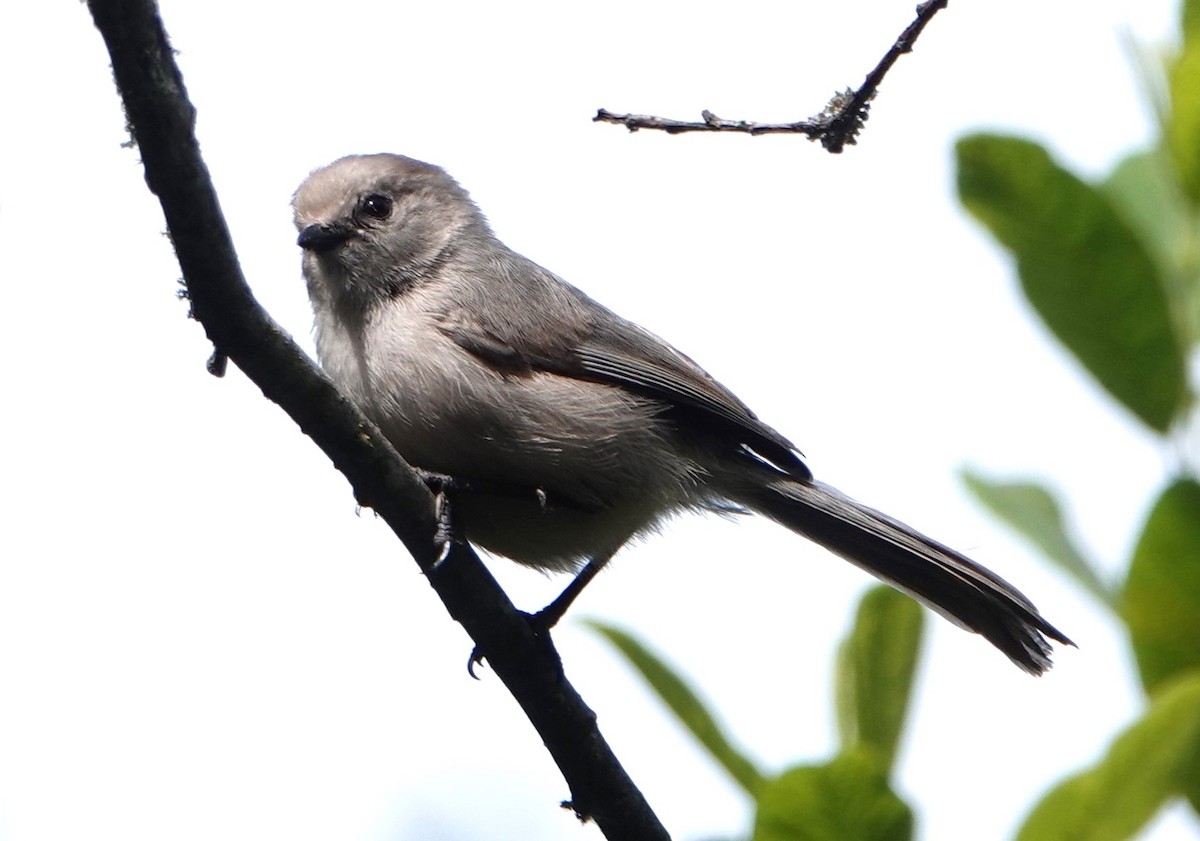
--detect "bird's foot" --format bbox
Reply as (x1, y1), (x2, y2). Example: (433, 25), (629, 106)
(467, 608), (561, 680)
(412, 469), (467, 566)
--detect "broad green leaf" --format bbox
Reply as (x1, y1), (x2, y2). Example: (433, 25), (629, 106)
(957, 134), (1187, 432)
(1186, 0), (1200, 39)
(1101, 150), (1200, 344)
(585, 620), (764, 795)
(1016, 672), (1200, 841)
(1101, 151), (1184, 278)
(1124, 478), (1200, 693)
(1169, 0), (1200, 203)
(961, 468), (1114, 609)
(753, 750), (913, 841)
(835, 587), (923, 773)
(1166, 0), (1200, 350)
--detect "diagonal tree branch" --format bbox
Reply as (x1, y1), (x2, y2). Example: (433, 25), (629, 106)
(84, 1), (669, 838)
(595, 0), (949, 152)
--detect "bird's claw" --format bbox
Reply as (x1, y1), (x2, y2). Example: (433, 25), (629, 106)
(467, 645), (486, 679)
(417, 470), (464, 569)
(464, 610), (559, 679)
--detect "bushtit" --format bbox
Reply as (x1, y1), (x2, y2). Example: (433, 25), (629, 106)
(293, 153), (1071, 674)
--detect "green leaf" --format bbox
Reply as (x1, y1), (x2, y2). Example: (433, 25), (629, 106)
(1016, 672), (1200, 841)
(1101, 151), (1184, 278)
(1124, 478), (1200, 694)
(585, 620), (764, 795)
(1169, 0), (1200, 204)
(1165, 1), (1200, 350)
(1185, 0), (1200, 40)
(835, 587), (923, 773)
(961, 468), (1115, 609)
(753, 750), (913, 841)
(1101, 150), (1200, 344)
(956, 134), (1187, 432)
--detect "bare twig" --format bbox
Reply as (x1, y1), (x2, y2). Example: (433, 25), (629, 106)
(84, 2), (670, 839)
(595, 0), (949, 152)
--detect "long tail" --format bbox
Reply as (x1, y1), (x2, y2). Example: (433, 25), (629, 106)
(745, 478), (1073, 674)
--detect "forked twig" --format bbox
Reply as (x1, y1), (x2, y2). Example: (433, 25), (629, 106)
(595, 0), (949, 152)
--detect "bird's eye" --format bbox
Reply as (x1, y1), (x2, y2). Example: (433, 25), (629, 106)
(360, 193), (393, 220)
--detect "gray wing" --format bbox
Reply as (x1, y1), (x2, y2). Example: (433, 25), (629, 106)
(435, 249), (811, 481)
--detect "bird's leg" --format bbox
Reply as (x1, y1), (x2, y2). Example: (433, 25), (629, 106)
(412, 469), (465, 565)
(467, 550), (618, 679)
(414, 468), (613, 676)
(533, 550), (618, 631)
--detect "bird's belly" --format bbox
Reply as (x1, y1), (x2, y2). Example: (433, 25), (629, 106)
(353, 326), (702, 568)
(450, 490), (663, 572)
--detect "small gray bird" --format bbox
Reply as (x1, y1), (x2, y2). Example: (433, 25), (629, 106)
(293, 153), (1071, 674)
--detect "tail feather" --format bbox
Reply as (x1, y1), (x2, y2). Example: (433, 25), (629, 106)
(748, 479), (1073, 675)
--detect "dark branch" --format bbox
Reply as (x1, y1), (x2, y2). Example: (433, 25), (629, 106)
(84, 2), (670, 839)
(595, 0), (949, 152)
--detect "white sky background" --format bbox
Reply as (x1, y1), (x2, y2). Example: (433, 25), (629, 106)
(0, 1), (1195, 840)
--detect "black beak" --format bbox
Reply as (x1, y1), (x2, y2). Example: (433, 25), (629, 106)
(297, 223), (354, 253)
